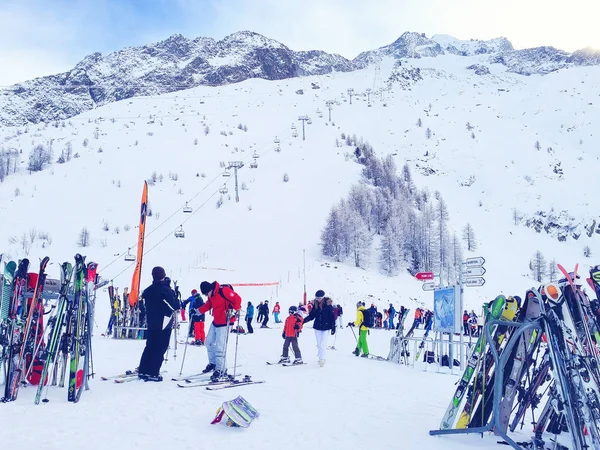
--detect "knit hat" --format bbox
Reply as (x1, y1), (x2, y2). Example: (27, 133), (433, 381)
(356, 301), (362, 308)
(152, 266), (166, 281)
(315, 289), (325, 299)
(200, 281), (214, 295)
(191, 289), (198, 295)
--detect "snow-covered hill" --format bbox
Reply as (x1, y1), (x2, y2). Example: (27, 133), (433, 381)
(1, 31), (599, 127)
(1, 29), (599, 450)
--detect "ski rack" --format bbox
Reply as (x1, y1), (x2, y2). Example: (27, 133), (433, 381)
(429, 318), (543, 450)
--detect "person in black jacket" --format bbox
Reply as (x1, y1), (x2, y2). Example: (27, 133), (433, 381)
(302, 290), (335, 367)
(137, 266), (179, 381)
(260, 300), (270, 328)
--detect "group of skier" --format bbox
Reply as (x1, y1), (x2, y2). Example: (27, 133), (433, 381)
(137, 266), (432, 381)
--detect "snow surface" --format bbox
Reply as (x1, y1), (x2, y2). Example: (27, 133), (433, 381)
(0, 49), (599, 449)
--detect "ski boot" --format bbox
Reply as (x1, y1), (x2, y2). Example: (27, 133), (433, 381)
(202, 363), (216, 373)
(278, 356), (290, 364)
(293, 358), (303, 365)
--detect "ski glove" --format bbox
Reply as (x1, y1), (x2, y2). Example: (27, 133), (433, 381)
(282, 332), (285, 339)
(331, 328), (336, 335)
(347, 322), (354, 327)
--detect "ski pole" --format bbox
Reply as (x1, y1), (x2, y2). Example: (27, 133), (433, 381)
(179, 319), (193, 375)
(349, 325), (358, 343)
(232, 310), (241, 382)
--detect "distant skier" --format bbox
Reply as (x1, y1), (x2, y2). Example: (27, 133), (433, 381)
(463, 310), (470, 336)
(337, 304), (344, 329)
(256, 301), (264, 324)
(260, 301), (270, 328)
(388, 303), (396, 329)
(137, 266), (179, 382)
(273, 301), (281, 323)
(351, 301), (370, 357)
(188, 290), (206, 345)
(198, 281), (242, 381)
(302, 290), (335, 367)
(245, 301), (254, 334)
(278, 306), (303, 364)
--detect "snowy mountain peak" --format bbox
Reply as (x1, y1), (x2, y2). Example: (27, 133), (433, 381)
(431, 34), (514, 55)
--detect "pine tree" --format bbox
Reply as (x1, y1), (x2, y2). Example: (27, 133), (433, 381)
(530, 251), (547, 282)
(321, 206), (345, 261)
(462, 223), (477, 251)
(548, 259), (558, 282)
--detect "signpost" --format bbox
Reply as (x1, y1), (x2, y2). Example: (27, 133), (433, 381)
(464, 266), (486, 277)
(416, 272), (434, 281)
(465, 257), (485, 267)
(422, 282), (436, 291)
(464, 277), (486, 287)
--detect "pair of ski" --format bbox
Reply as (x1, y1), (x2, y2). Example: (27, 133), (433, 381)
(266, 361), (305, 367)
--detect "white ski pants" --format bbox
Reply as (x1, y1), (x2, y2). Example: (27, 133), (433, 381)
(314, 329), (328, 361)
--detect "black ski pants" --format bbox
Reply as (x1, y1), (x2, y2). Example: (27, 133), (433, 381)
(246, 317), (254, 333)
(282, 337), (301, 359)
(139, 327), (172, 376)
(262, 314), (269, 327)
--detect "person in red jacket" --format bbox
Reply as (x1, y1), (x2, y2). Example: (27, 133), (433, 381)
(278, 306), (303, 364)
(273, 302), (281, 323)
(199, 281), (242, 381)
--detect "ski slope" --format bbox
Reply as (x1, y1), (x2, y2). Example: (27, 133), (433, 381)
(0, 47), (599, 450)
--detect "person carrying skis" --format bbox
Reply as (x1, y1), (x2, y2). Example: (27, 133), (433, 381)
(137, 266), (179, 382)
(245, 301), (254, 334)
(278, 306), (304, 364)
(352, 301), (370, 357)
(273, 301), (281, 323)
(199, 281), (242, 381)
(302, 290), (335, 367)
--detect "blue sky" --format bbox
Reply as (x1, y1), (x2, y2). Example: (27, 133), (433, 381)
(0, 0), (598, 85)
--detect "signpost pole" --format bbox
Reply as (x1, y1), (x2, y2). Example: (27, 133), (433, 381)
(459, 263), (465, 370)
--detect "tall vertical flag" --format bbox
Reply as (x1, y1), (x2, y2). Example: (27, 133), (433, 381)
(129, 181), (148, 307)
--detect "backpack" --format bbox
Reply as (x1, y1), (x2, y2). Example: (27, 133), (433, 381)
(361, 308), (374, 328)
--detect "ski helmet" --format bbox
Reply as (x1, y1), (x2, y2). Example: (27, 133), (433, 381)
(289, 305), (298, 314)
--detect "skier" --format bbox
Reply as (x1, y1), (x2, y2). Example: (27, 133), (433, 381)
(245, 301), (254, 334)
(351, 301), (370, 357)
(414, 308), (422, 329)
(463, 310), (470, 336)
(383, 309), (389, 329)
(389, 303), (396, 329)
(189, 290), (206, 345)
(278, 306), (303, 364)
(477, 311), (484, 337)
(198, 281), (242, 381)
(273, 301), (281, 323)
(260, 300), (270, 328)
(302, 290), (335, 367)
(256, 301), (264, 324)
(337, 304), (344, 329)
(181, 290), (197, 335)
(137, 266), (179, 381)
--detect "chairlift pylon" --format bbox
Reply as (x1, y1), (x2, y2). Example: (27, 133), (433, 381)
(124, 248), (136, 262)
(174, 225), (185, 239)
(183, 202), (192, 213)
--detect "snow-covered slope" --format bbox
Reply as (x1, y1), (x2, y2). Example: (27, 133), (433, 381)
(0, 41), (599, 450)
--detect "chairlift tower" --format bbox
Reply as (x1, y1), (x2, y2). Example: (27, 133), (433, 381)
(227, 161), (244, 203)
(298, 116), (309, 141)
(325, 101), (334, 122)
(347, 88), (354, 105)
